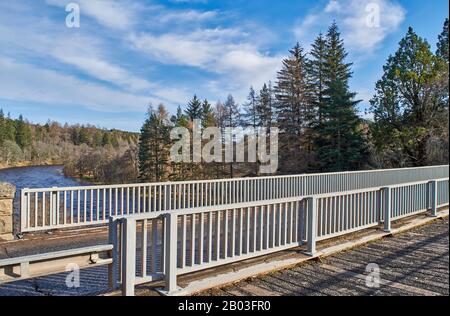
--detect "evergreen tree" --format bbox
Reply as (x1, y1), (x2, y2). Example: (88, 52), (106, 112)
(274, 42), (314, 173)
(185, 95), (203, 121)
(201, 99), (215, 128)
(370, 26), (448, 167)
(314, 22), (367, 172)
(241, 87), (260, 175)
(15, 115), (32, 149)
(241, 87), (258, 128)
(437, 18), (449, 61)
(139, 104), (171, 182)
(309, 33), (327, 124)
(257, 83), (274, 128)
(223, 94), (240, 178)
(223, 94), (240, 128)
(171, 105), (189, 128)
(0, 109), (5, 145)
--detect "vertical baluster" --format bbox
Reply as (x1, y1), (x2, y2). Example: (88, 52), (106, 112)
(271, 204), (276, 248)
(102, 188), (106, 220)
(142, 186), (146, 213)
(208, 212), (213, 262)
(55, 191), (60, 226)
(260, 206), (264, 250)
(223, 210), (228, 258)
(84, 190), (87, 223)
(141, 219), (147, 277)
(239, 208), (244, 255)
(266, 205), (270, 249)
(190, 213), (196, 265)
(180, 215), (186, 269)
(231, 209), (236, 257)
(216, 210), (221, 260)
(151, 219), (158, 273)
(246, 207), (251, 253)
(283, 203), (287, 245)
(70, 191), (74, 224)
(34, 192), (38, 228)
(199, 212), (204, 263)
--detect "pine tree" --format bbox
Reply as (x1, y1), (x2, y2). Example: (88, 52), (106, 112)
(314, 22), (367, 172)
(241, 87), (258, 128)
(257, 83), (274, 128)
(138, 104), (171, 182)
(370, 26), (448, 167)
(223, 94), (240, 128)
(185, 95), (203, 121)
(15, 114), (32, 149)
(171, 105), (189, 128)
(274, 42), (314, 173)
(223, 95), (240, 178)
(309, 33), (327, 124)
(0, 109), (5, 145)
(201, 99), (215, 128)
(437, 18), (449, 61)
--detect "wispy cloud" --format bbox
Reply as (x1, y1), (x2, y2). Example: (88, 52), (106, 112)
(157, 9), (218, 24)
(128, 27), (282, 100)
(0, 57), (152, 113)
(294, 0), (406, 54)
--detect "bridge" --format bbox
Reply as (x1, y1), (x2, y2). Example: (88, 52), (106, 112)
(0, 165), (448, 296)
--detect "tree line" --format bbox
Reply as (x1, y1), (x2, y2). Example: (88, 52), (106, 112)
(138, 20), (448, 183)
(1, 20), (447, 185)
(0, 112), (139, 183)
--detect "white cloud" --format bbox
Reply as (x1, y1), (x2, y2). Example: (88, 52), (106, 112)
(294, 0), (406, 54)
(325, 0), (341, 13)
(0, 57), (155, 113)
(157, 10), (218, 24)
(128, 28), (282, 102)
(294, 14), (319, 39)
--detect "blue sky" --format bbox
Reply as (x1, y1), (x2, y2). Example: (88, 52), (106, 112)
(0, 0), (448, 132)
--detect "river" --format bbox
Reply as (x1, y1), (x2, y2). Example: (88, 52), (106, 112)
(0, 165), (90, 191)
(0, 165), (91, 232)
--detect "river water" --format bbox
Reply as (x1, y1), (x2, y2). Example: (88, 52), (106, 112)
(0, 165), (90, 191)
(0, 165), (91, 232)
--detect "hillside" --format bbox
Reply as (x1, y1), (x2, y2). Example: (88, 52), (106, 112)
(0, 110), (139, 183)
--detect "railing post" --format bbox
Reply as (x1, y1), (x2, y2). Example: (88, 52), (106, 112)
(108, 217), (118, 289)
(51, 188), (58, 226)
(429, 180), (438, 217)
(121, 217), (136, 296)
(20, 189), (27, 233)
(382, 187), (391, 232)
(164, 212), (178, 294)
(306, 197), (317, 256)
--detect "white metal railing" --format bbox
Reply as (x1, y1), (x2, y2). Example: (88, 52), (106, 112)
(20, 165), (449, 233)
(110, 177), (449, 296)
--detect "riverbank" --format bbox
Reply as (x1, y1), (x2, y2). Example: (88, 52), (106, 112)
(0, 161), (61, 171)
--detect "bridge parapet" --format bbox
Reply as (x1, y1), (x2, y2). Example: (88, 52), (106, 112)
(0, 182), (15, 241)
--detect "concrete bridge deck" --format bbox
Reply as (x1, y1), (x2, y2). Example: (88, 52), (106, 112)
(201, 218), (449, 296)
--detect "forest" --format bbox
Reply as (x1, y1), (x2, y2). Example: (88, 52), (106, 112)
(1, 20), (448, 184)
(138, 21), (449, 183)
(0, 111), (139, 183)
